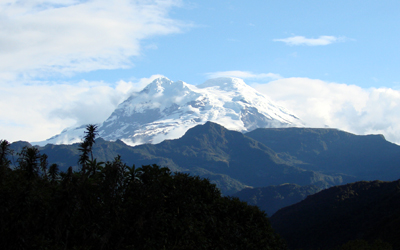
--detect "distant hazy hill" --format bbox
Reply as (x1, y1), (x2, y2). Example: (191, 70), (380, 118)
(233, 184), (322, 216)
(270, 179), (400, 249)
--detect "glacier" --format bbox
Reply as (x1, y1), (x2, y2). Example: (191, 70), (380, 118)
(34, 77), (303, 146)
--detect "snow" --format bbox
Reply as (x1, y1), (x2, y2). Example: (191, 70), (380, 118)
(36, 77), (303, 146)
(32, 125), (89, 146)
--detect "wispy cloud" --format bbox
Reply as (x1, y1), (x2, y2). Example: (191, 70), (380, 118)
(252, 77), (400, 144)
(206, 71), (282, 80)
(0, 0), (185, 79)
(273, 36), (346, 46)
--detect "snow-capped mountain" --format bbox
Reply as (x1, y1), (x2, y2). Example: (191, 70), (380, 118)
(36, 77), (303, 146)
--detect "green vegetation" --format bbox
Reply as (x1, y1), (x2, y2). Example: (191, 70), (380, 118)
(0, 126), (286, 250)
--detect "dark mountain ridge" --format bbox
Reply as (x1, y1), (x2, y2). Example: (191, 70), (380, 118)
(8, 122), (400, 206)
(246, 127), (400, 180)
(270, 179), (400, 249)
(10, 123), (351, 195)
(148, 122), (337, 188)
(7, 123), (400, 249)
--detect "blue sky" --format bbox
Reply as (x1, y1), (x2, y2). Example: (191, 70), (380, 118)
(1, 0), (400, 144)
(72, 0), (400, 88)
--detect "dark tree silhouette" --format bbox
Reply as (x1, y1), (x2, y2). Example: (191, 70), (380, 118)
(0, 140), (12, 185)
(78, 124), (98, 173)
(48, 163), (59, 183)
(0, 128), (286, 250)
(0, 139), (12, 168)
(17, 146), (41, 180)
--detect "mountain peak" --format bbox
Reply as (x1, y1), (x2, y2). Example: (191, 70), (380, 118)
(37, 77), (303, 146)
(140, 77), (192, 97)
(197, 77), (248, 91)
(183, 121), (227, 137)
(140, 77), (171, 93)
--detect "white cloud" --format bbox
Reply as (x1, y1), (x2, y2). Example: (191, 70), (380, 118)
(273, 36), (346, 46)
(0, 0), (185, 79)
(0, 0), (184, 143)
(0, 75), (163, 142)
(4, 72), (400, 146)
(206, 71), (282, 80)
(252, 77), (400, 144)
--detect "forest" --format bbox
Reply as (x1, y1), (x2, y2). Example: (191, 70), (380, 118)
(0, 125), (285, 250)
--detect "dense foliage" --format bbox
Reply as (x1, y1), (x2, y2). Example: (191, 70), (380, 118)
(0, 127), (286, 250)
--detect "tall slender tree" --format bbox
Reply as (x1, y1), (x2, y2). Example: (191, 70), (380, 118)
(40, 154), (49, 179)
(0, 139), (12, 168)
(78, 124), (98, 173)
(0, 140), (12, 185)
(17, 146), (41, 180)
(48, 163), (59, 183)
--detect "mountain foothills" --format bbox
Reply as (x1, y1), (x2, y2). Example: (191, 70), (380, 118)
(10, 122), (400, 214)
(246, 127), (400, 181)
(270, 179), (400, 250)
(37, 77), (302, 146)
(4, 123), (400, 249)
(12, 123), (342, 193)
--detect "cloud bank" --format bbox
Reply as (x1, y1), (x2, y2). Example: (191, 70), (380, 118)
(273, 36), (346, 46)
(252, 77), (400, 144)
(3, 72), (400, 145)
(0, 0), (185, 79)
(0, 75), (163, 142)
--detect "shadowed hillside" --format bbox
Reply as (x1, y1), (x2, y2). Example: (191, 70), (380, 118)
(246, 127), (400, 181)
(13, 122), (349, 195)
(270, 179), (400, 249)
(233, 183), (322, 216)
(10, 123), (400, 211)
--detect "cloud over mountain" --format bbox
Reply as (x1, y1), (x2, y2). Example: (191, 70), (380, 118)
(38, 77), (302, 146)
(253, 77), (400, 144)
(0, 75), (163, 142)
